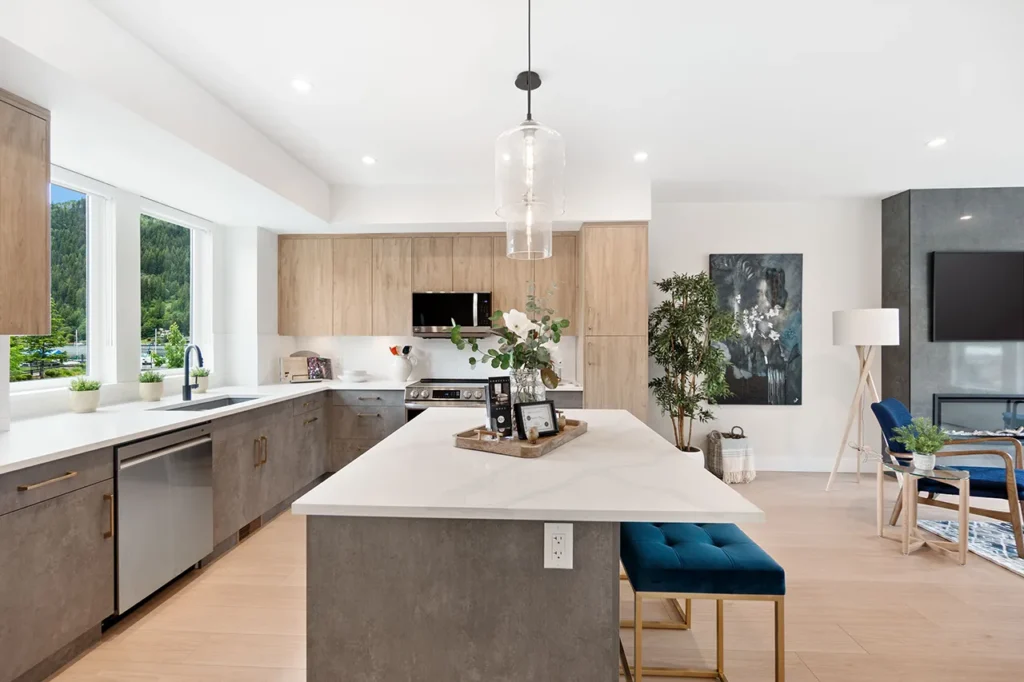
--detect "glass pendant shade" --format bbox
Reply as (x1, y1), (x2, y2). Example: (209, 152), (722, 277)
(495, 119), (566, 222)
(505, 211), (553, 260)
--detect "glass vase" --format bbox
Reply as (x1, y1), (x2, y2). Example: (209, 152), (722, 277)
(509, 367), (546, 404)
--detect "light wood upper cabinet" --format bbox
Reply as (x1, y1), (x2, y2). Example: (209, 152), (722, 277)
(534, 234), (577, 330)
(0, 92), (50, 335)
(581, 224), (648, 335)
(452, 237), (493, 292)
(491, 237), (534, 315)
(332, 238), (373, 335)
(278, 237), (333, 336)
(372, 237), (412, 335)
(583, 335), (648, 420)
(412, 237), (453, 291)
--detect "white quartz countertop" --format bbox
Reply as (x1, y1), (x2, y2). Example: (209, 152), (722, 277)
(292, 408), (764, 524)
(0, 380), (410, 476)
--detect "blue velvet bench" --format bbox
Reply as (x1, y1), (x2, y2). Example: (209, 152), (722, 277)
(619, 522), (786, 682)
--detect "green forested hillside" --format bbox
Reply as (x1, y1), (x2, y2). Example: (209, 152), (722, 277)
(140, 215), (191, 341)
(51, 198), (87, 340)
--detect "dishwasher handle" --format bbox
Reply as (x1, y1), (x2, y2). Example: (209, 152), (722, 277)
(119, 436), (213, 471)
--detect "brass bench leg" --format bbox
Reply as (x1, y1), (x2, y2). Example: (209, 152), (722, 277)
(716, 599), (725, 676)
(635, 591), (643, 682)
(620, 597), (691, 630)
(775, 598), (786, 682)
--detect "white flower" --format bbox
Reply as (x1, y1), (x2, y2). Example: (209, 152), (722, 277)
(769, 330), (781, 341)
(541, 340), (561, 363)
(503, 309), (539, 340)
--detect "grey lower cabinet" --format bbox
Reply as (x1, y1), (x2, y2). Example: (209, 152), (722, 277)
(328, 390), (405, 472)
(212, 407), (270, 544)
(0, 477), (115, 682)
(551, 390), (583, 410)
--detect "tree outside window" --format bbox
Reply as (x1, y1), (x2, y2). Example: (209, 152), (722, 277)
(140, 215), (191, 369)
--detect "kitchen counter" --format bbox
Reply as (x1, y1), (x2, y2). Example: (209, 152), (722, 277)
(0, 380), (411, 476)
(298, 408), (764, 681)
(293, 407), (762, 523)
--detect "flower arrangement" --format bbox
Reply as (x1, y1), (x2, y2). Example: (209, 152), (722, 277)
(450, 285), (569, 399)
(139, 370), (164, 383)
(69, 377), (101, 392)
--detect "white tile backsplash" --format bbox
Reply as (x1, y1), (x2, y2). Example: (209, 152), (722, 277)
(277, 335), (578, 384)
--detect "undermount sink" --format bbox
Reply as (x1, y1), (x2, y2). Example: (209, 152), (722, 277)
(156, 395), (264, 412)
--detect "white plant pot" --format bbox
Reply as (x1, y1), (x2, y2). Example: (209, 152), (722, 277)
(913, 452), (936, 470)
(681, 446), (705, 466)
(69, 389), (100, 414)
(139, 381), (164, 402)
(194, 376), (209, 393)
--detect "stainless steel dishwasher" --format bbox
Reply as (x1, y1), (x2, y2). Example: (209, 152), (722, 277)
(115, 423), (213, 614)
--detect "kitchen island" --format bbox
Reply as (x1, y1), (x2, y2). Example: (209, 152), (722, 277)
(292, 408), (764, 682)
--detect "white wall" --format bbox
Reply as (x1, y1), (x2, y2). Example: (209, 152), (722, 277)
(648, 201), (882, 472)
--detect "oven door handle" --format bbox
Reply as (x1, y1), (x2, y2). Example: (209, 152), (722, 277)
(405, 401), (485, 409)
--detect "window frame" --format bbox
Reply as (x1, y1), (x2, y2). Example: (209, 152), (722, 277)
(138, 199), (212, 378)
(10, 169), (109, 393)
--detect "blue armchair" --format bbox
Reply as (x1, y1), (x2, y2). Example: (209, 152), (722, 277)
(871, 398), (1024, 558)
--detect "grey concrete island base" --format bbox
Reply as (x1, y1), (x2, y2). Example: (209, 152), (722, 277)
(307, 516), (620, 682)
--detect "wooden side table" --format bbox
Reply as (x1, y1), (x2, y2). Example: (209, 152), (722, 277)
(876, 458), (970, 565)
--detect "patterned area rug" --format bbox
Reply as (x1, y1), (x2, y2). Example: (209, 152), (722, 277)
(918, 519), (1024, 577)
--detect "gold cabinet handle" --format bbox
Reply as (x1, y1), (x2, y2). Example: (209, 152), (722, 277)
(17, 471), (77, 492)
(302, 400), (312, 408)
(103, 493), (115, 539)
(357, 413), (381, 419)
(357, 396), (381, 401)
(260, 435), (268, 464)
(253, 438), (261, 468)
(304, 416), (319, 425)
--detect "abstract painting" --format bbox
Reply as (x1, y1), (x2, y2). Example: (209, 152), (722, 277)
(709, 254), (803, 405)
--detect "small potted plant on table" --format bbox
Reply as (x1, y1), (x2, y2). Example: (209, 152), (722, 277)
(191, 366), (210, 394)
(138, 371), (165, 402)
(68, 377), (101, 413)
(891, 417), (947, 470)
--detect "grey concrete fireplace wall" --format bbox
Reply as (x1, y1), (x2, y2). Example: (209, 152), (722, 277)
(881, 188), (1024, 418)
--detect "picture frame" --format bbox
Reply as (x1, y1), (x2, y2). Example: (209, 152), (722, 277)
(513, 400), (559, 440)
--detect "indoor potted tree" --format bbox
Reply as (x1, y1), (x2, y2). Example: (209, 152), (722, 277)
(138, 370), (165, 401)
(891, 417), (947, 470)
(648, 271), (738, 462)
(68, 377), (101, 413)
(191, 366), (210, 393)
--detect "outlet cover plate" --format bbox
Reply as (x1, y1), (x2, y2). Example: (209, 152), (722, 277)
(544, 522), (573, 569)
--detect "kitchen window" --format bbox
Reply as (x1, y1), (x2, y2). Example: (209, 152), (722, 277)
(9, 184), (90, 383)
(140, 214), (193, 370)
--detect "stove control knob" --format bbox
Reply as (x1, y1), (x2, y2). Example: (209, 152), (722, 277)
(473, 390), (483, 399)
(410, 389), (420, 399)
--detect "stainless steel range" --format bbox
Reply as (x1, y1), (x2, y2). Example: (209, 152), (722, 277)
(405, 378), (488, 420)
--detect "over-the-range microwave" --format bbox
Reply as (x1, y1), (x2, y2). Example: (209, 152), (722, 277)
(412, 292), (492, 338)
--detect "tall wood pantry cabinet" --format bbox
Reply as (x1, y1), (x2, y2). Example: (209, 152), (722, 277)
(578, 223), (649, 420)
(0, 89), (51, 334)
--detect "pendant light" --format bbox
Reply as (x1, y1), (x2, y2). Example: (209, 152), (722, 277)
(495, 0), (565, 260)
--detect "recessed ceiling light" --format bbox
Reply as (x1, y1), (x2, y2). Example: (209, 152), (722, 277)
(960, 214), (973, 221)
(361, 155), (376, 166)
(633, 151), (649, 162)
(927, 137), (947, 148)
(290, 79), (313, 93)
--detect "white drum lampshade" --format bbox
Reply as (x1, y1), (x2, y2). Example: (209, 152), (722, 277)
(832, 309), (900, 347)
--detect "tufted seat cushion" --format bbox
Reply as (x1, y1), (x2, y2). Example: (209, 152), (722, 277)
(620, 522), (785, 596)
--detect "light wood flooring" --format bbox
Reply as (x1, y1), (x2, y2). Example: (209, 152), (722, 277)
(48, 472), (1024, 681)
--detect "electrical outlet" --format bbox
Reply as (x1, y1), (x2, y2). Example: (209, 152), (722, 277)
(544, 522), (573, 569)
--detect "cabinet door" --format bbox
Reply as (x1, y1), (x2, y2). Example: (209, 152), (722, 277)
(372, 238), (412, 335)
(0, 479), (114, 681)
(293, 407), (326, 490)
(261, 407), (299, 512)
(582, 224), (648, 335)
(0, 96), (50, 335)
(332, 238), (373, 335)
(333, 405), (405, 440)
(492, 237), (535, 315)
(584, 336), (648, 420)
(534, 234), (577, 331)
(212, 416), (264, 543)
(453, 237), (493, 292)
(279, 237), (333, 336)
(412, 237), (453, 291)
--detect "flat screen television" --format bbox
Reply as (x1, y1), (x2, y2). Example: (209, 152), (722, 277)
(931, 251), (1024, 341)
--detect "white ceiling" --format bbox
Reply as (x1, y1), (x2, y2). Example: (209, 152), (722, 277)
(93, 0), (1024, 200)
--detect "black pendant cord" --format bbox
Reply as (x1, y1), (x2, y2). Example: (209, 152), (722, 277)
(526, 0), (532, 121)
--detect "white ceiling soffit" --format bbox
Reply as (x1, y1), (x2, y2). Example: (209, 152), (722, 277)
(90, 0), (1024, 202)
(0, 0), (329, 229)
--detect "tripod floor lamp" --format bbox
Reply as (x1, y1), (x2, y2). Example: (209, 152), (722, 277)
(826, 309), (900, 491)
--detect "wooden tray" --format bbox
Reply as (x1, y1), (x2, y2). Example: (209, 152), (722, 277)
(454, 419), (588, 459)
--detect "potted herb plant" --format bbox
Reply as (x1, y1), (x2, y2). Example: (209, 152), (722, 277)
(451, 285), (568, 403)
(68, 377), (101, 413)
(138, 370), (165, 402)
(648, 272), (738, 462)
(191, 366), (210, 394)
(891, 417), (947, 470)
